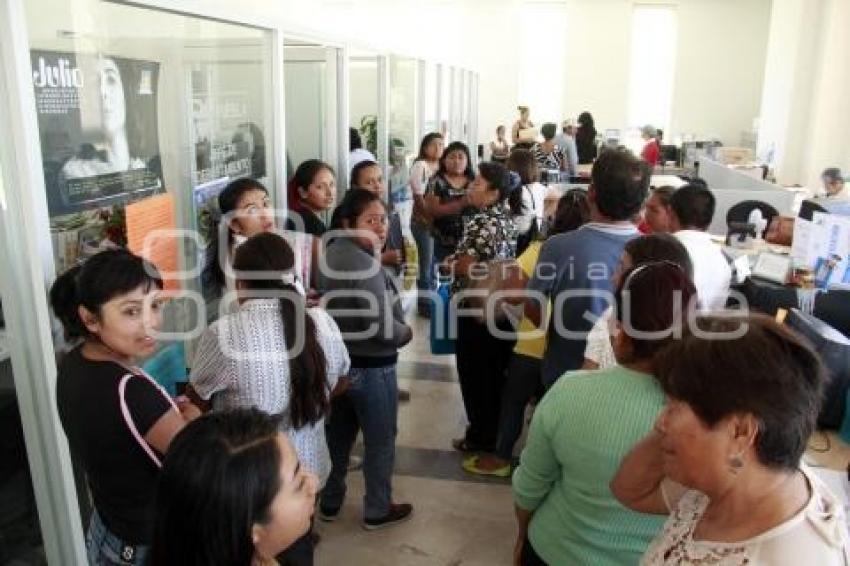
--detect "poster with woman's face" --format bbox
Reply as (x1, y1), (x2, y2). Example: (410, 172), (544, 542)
(31, 50), (164, 216)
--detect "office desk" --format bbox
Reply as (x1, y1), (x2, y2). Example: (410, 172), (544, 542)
(734, 278), (850, 337)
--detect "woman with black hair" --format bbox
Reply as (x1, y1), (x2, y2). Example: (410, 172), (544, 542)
(348, 160), (406, 273)
(152, 408), (319, 566)
(285, 159), (337, 237)
(189, 232), (349, 564)
(463, 190), (590, 478)
(205, 177), (316, 309)
(575, 111), (598, 164)
(531, 122), (569, 175)
(506, 148), (548, 256)
(444, 161), (520, 454)
(320, 189), (413, 530)
(409, 132), (443, 316)
(423, 141), (476, 264)
(49, 249), (199, 565)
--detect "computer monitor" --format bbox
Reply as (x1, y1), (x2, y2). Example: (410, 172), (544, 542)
(785, 308), (850, 429)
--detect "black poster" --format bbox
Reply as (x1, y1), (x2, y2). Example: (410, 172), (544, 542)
(31, 50), (164, 216)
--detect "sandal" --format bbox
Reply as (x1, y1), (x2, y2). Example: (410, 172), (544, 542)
(451, 437), (494, 453)
(462, 455), (511, 478)
(452, 437), (478, 452)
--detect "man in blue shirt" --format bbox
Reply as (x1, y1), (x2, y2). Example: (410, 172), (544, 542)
(525, 148), (649, 386)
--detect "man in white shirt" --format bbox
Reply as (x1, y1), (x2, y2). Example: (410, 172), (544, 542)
(669, 184), (731, 311)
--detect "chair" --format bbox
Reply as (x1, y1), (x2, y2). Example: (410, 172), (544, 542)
(725, 200), (779, 243)
(786, 309), (850, 429)
(660, 144), (680, 166)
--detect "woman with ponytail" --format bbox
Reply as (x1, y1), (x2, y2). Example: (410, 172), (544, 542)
(443, 161), (521, 454)
(188, 232), (350, 564)
(319, 188), (414, 530)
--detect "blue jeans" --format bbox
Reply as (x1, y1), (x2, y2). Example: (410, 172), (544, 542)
(86, 509), (149, 565)
(412, 223), (433, 312)
(322, 365), (399, 520)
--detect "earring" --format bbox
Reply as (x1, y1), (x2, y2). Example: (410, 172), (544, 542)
(728, 453), (744, 474)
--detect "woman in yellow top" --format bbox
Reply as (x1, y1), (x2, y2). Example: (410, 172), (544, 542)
(464, 190), (590, 477)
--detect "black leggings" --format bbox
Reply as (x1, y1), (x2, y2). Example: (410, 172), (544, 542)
(521, 535), (547, 566)
(455, 315), (515, 448)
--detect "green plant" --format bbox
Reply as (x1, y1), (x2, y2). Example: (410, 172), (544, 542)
(360, 114), (378, 156)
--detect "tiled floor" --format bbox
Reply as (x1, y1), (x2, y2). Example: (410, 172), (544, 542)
(315, 314), (850, 565)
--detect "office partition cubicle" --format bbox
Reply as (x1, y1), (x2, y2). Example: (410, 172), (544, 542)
(699, 158), (798, 235)
(700, 158), (774, 191)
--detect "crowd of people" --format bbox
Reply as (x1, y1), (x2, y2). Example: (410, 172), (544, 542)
(48, 115), (849, 565)
(501, 107), (665, 174)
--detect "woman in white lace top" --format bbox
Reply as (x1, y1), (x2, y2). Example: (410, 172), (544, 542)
(612, 314), (849, 565)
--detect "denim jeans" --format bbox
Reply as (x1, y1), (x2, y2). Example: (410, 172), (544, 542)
(411, 223), (433, 312)
(86, 509), (149, 566)
(495, 353), (543, 461)
(322, 365), (399, 520)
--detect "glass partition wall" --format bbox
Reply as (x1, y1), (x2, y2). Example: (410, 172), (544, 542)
(420, 60), (438, 138)
(283, 39), (343, 186)
(389, 55), (417, 216)
(348, 50), (384, 190)
(25, 0), (279, 331)
(18, 1), (280, 555)
(2, 0), (480, 560)
(438, 63), (451, 141)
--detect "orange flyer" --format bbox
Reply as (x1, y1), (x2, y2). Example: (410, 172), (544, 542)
(126, 193), (181, 290)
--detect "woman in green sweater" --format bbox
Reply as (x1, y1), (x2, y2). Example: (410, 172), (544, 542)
(512, 258), (697, 565)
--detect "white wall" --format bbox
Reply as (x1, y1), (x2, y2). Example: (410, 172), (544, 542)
(801, 0), (850, 191)
(758, 0), (850, 190)
(472, 0), (772, 151)
(755, 0), (824, 187)
(669, 0), (771, 145)
(562, 0), (632, 133)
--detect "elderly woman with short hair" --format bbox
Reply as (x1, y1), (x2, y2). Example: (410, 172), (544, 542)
(612, 313), (849, 565)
